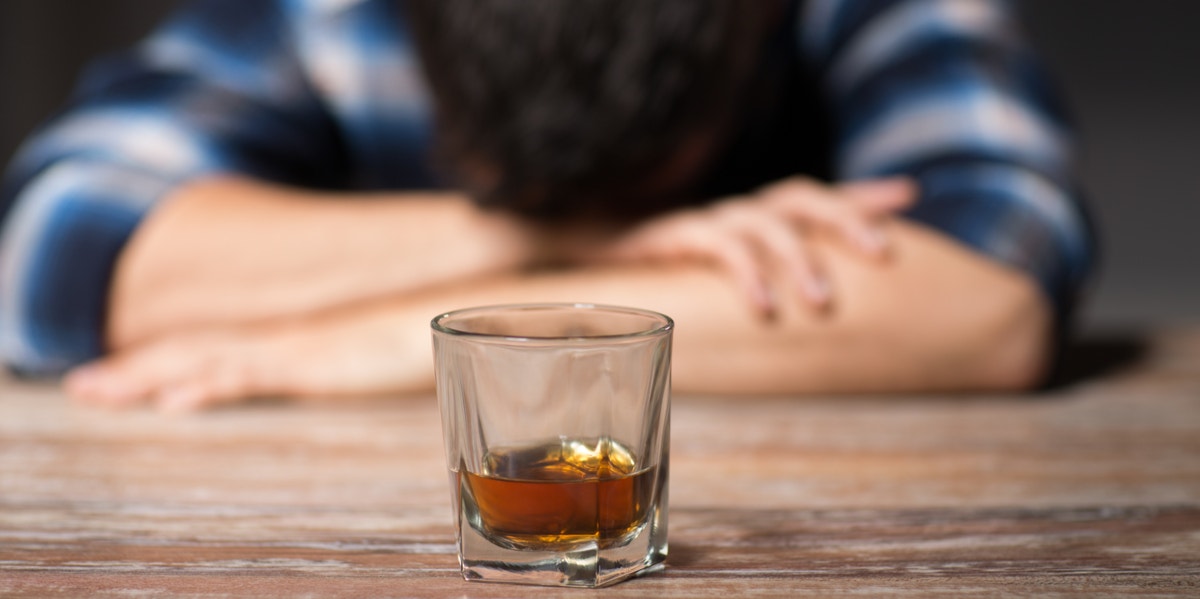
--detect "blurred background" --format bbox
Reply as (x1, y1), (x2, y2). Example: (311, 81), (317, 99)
(2, 1), (1197, 331)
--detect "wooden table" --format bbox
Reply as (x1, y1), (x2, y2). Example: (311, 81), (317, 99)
(3, 330), (1199, 597)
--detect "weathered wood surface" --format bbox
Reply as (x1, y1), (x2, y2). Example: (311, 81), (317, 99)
(2, 330), (1199, 597)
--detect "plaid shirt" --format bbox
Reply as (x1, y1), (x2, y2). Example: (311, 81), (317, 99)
(0, 0), (1093, 376)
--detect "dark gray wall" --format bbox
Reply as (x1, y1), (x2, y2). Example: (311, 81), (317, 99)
(2, 1), (1197, 328)
(1016, 1), (1200, 327)
(0, 1), (181, 157)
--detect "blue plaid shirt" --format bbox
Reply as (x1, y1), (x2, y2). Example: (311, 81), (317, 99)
(0, 0), (1093, 376)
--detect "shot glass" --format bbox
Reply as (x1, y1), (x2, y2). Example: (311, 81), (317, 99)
(432, 303), (673, 588)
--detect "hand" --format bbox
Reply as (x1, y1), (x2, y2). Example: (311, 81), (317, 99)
(63, 309), (432, 412)
(559, 176), (917, 316)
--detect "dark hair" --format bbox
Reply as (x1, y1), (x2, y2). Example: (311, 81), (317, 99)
(404, 0), (775, 219)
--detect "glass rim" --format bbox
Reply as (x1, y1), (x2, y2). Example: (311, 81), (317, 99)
(431, 302), (674, 342)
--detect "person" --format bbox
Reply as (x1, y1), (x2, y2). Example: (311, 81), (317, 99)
(0, 0), (1093, 411)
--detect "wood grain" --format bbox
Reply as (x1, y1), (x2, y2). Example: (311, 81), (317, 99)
(2, 330), (1199, 597)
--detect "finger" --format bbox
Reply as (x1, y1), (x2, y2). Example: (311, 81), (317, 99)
(615, 215), (778, 316)
(64, 360), (156, 408)
(156, 381), (243, 413)
(155, 384), (210, 414)
(64, 335), (231, 409)
(835, 177), (918, 257)
(839, 177), (919, 213)
(760, 180), (887, 258)
(724, 206), (830, 307)
(701, 227), (775, 317)
(762, 177), (912, 258)
(154, 351), (260, 413)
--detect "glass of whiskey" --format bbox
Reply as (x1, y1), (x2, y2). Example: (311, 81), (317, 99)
(432, 303), (672, 588)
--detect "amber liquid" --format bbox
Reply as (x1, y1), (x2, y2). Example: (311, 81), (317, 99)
(461, 438), (657, 550)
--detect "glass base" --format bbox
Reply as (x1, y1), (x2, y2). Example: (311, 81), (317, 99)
(452, 469), (669, 588)
(457, 506), (667, 587)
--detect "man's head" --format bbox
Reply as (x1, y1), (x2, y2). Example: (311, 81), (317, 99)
(405, 0), (777, 219)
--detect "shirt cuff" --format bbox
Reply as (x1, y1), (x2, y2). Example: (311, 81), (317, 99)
(903, 161), (1094, 319)
(1, 161), (176, 377)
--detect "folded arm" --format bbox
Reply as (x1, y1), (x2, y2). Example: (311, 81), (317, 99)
(106, 177), (541, 348)
(66, 217), (1050, 411)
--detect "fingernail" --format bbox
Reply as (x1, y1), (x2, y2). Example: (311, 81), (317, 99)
(754, 284), (777, 318)
(804, 276), (831, 305)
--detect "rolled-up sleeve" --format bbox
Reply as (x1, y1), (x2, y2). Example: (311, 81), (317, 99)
(802, 0), (1095, 317)
(0, 0), (342, 376)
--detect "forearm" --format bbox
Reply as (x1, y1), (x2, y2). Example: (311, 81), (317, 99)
(108, 176), (540, 348)
(311, 219), (1051, 395)
(66, 218), (1051, 409)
